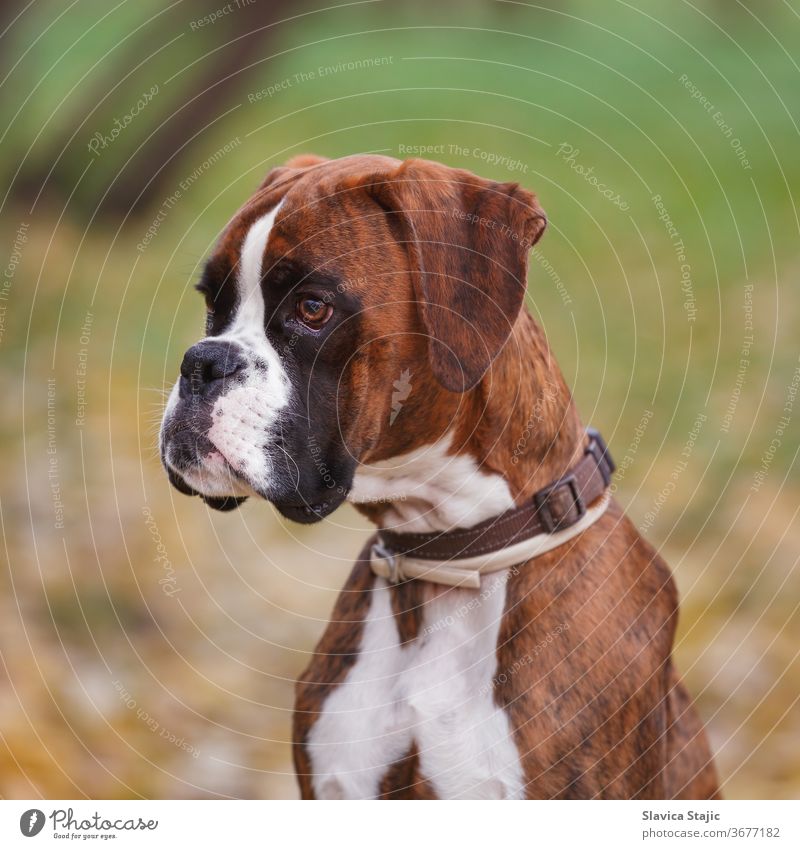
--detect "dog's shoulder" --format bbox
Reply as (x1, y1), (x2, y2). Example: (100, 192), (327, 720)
(495, 499), (683, 798)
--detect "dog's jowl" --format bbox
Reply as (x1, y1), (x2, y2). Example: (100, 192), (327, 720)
(160, 153), (719, 799)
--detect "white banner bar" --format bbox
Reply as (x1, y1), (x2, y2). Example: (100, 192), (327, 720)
(0, 800), (797, 848)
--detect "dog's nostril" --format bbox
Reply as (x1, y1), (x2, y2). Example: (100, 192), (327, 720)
(208, 357), (244, 381)
(180, 342), (246, 386)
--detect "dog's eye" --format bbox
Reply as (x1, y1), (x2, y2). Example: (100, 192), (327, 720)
(296, 296), (333, 329)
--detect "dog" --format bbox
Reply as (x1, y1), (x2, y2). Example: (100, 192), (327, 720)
(160, 153), (719, 799)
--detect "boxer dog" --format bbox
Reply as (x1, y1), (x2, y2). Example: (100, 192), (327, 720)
(160, 153), (719, 799)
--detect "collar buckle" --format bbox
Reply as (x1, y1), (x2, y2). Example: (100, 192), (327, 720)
(371, 539), (403, 584)
(586, 427), (616, 486)
(533, 474), (586, 533)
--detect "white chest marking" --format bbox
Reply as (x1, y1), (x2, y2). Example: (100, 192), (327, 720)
(348, 434), (516, 533)
(307, 571), (525, 799)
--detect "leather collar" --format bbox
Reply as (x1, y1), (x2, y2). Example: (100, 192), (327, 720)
(369, 428), (615, 588)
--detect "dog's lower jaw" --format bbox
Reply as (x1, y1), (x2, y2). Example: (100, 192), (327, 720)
(161, 434), (256, 499)
(165, 465), (250, 512)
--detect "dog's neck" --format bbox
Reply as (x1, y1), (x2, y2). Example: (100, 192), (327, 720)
(350, 311), (584, 533)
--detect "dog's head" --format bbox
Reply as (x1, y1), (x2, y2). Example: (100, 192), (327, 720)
(159, 154), (546, 522)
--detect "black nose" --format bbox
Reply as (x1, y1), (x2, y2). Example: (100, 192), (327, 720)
(180, 341), (246, 389)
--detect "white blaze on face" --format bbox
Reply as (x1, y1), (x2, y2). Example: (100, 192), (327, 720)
(161, 200), (292, 497)
(205, 201), (291, 491)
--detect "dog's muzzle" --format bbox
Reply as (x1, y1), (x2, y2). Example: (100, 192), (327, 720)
(160, 339), (257, 509)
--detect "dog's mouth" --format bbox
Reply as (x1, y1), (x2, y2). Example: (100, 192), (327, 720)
(161, 421), (255, 511)
(161, 367), (358, 523)
(166, 460), (250, 512)
(162, 423), (349, 521)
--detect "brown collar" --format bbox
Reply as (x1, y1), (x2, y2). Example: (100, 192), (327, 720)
(370, 429), (615, 586)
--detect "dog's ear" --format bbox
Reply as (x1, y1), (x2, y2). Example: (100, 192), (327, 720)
(260, 154), (329, 191)
(366, 158), (546, 392)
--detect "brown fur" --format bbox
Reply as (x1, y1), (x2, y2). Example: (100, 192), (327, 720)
(494, 499), (718, 798)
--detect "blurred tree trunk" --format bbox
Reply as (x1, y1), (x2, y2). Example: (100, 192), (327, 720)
(105, 0), (295, 216)
(14, 0), (296, 217)
(0, 0), (26, 38)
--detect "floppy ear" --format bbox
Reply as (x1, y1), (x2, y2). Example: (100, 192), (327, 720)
(367, 159), (546, 392)
(260, 154), (329, 191)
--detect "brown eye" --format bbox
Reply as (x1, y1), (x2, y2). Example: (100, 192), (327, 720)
(296, 296), (332, 329)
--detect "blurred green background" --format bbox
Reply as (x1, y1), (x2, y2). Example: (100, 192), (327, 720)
(0, 0), (798, 798)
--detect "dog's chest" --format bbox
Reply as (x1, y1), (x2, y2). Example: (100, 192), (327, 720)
(307, 571), (525, 799)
